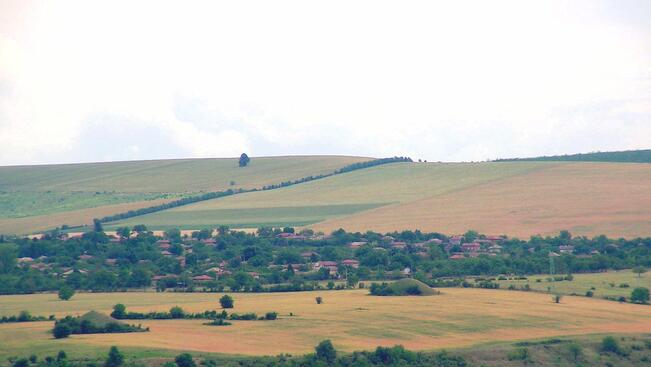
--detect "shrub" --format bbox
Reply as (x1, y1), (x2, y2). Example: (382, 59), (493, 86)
(219, 295), (234, 309)
(631, 287), (650, 304)
(315, 340), (336, 363)
(553, 294), (562, 303)
(618, 296), (627, 303)
(12, 359), (28, 367)
(57, 351), (67, 361)
(204, 319), (231, 326)
(619, 283), (630, 288)
(601, 336), (621, 354)
(315, 296), (323, 304)
(175, 353), (196, 367)
(264, 312), (277, 320)
(586, 290), (594, 297)
(28, 355), (37, 363)
(507, 348), (531, 362)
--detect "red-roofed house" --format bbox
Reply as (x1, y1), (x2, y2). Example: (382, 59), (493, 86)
(192, 275), (213, 281)
(341, 259), (360, 268)
(461, 243), (481, 252)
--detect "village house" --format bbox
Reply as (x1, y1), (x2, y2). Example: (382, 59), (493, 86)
(559, 245), (575, 254)
(391, 241), (407, 249)
(449, 253), (465, 260)
(313, 261), (338, 273)
(461, 242), (481, 252)
(192, 274), (213, 282)
(341, 259), (360, 268)
(17, 257), (34, 264)
(348, 241), (367, 249)
(78, 254), (93, 260)
(488, 244), (503, 253)
(300, 251), (318, 259)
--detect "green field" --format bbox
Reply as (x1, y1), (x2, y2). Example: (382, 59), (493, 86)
(0, 155), (367, 234)
(496, 269), (651, 299)
(106, 203), (384, 230)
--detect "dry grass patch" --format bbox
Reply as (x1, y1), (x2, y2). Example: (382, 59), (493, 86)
(2, 288), (651, 356)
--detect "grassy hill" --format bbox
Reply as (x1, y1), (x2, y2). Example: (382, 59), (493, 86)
(107, 161), (651, 238)
(0, 155), (368, 234)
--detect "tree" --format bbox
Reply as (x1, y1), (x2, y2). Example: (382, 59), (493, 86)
(347, 274), (360, 288)
(0, 244), (17, 274)
(93, 218), (104, 232)
(220, 294), (234, 309)
(239, 153), (250, 167)
(175, 353), (196, 367)
(133, 224), (148, 233)
(52, 323), (71, 339)
(566, 342), (583, 363)
(58, 286), (75, 301)
(105, 346), (124, 367)
(633, 266), (647, 279)
(116, 227), (131, 239)
(111, 304), (126, 319)
(315, 296), (323, 304)
(631, 287), (650, 304)
(57, 351), (67, 361)
(13, 359), (28, 367)
(217, 225), (230, 236)
(170, 306), (185, 318)
(600, 336), (621, 354)
(315, 340), (336, 363)
(165, 228), (182, 243)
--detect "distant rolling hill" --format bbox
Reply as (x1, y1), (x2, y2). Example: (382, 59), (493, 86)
(3, 150), (651, 238)
(108, 160), (651, 239)
(496, 149), (651, 163)
(0, 155), (368, 234)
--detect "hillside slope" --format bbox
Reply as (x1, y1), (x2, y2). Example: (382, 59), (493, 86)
(106, 161), (548, 230)
(108, 161), (651, 238)
(0, 155), (368, 234)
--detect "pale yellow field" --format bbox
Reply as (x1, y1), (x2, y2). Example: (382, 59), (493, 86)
(312, 162), (651, 238)
(2, 289), (651, 357)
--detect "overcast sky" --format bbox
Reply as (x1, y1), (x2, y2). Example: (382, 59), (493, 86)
(0, 0), (649, 165)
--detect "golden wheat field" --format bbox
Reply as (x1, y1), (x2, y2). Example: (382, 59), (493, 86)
(2, 288), (651, 357)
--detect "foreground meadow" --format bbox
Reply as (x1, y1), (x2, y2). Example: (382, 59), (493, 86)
(2, 288), (651, 358)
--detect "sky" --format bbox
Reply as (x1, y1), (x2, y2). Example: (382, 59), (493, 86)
(0, 0), (649, 165)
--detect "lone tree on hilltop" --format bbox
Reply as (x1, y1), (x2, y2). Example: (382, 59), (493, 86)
(239, 153), (250, 167)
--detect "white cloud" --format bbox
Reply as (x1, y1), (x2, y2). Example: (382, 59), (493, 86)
(0, 0), (649, 165)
